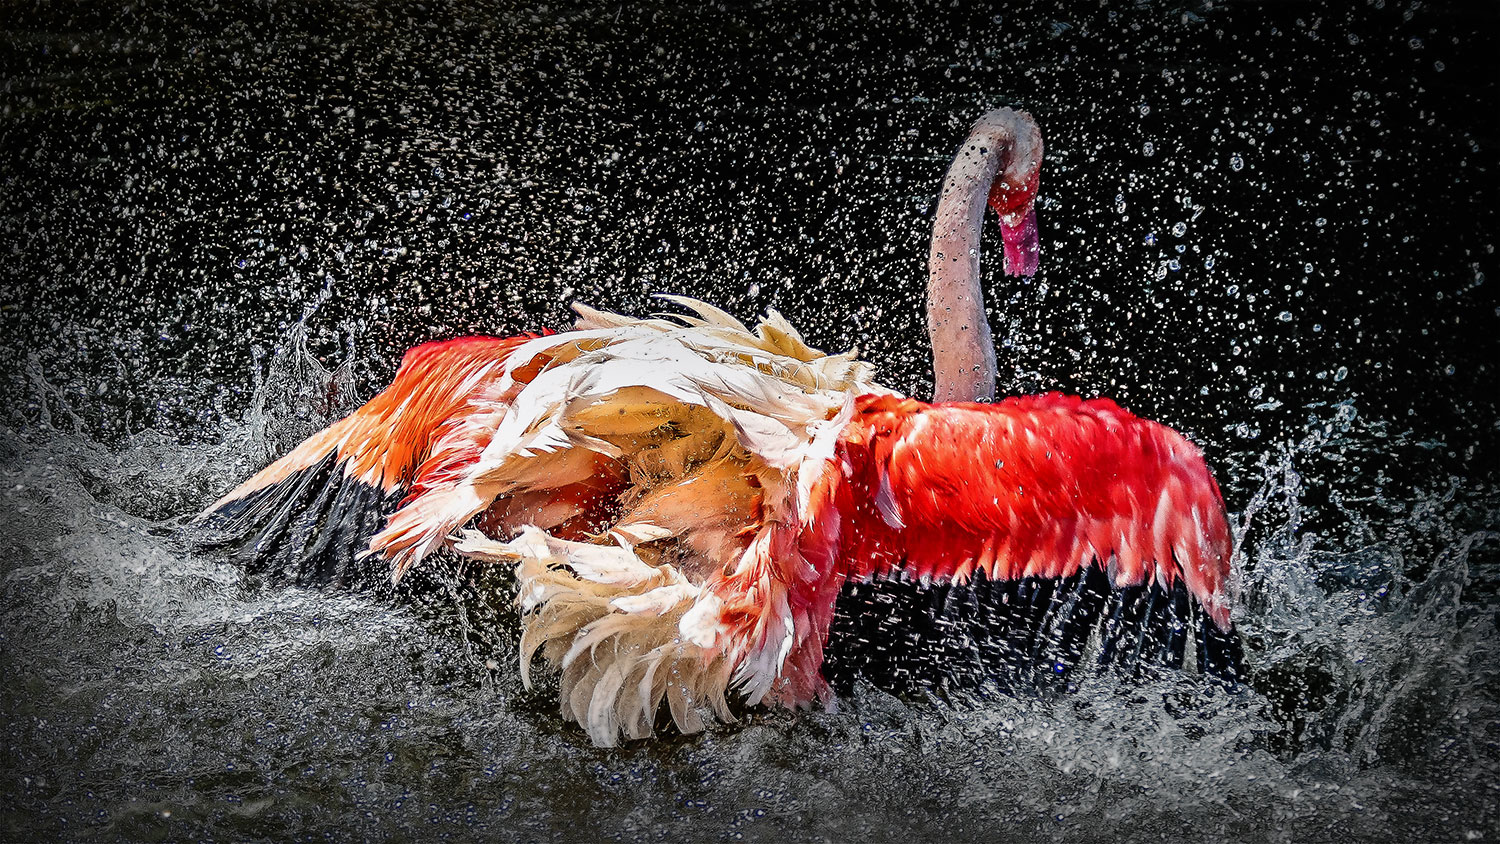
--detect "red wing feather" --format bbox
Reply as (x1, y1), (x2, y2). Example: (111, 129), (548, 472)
(830, 392), (1233, 629)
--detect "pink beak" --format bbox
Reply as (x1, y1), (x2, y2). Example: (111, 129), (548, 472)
(1000, 205), (1039, 277)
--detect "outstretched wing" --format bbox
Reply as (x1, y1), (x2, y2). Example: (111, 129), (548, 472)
(195, 335), (530, 586)
(361, 302), (882, 745)
(809, 392), (1239, 688)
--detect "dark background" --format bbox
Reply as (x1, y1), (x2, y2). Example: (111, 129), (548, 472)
(2, 1), (1498, 840)
(3, 0), (1495, 502)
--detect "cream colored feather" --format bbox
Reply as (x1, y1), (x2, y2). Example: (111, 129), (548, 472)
(378, 298), (894, 745)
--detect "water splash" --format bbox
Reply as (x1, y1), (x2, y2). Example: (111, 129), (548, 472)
(244, 300), (360, 466)
(1230, 403), (1499, 787)
(1, 0), (1494, 837)
(1, 347), (1494, 841)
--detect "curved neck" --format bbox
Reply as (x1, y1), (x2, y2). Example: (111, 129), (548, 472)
(926, 108), (1041, 403)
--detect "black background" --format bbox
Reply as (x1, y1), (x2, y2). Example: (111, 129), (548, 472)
(2, 1), (1499, 839)
(3, 0), (1495, 510)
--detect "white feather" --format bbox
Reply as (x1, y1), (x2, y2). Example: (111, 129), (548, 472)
(421, 297), (892, 745)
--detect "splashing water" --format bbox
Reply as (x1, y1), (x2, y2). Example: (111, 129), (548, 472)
(2, 0), (1495, 839)
(243, 308), (360, 466)
(2, 325), (1495, 842)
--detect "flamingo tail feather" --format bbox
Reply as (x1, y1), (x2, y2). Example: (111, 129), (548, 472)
(195, 451), (398, 588)
(194, 334), (528, 585)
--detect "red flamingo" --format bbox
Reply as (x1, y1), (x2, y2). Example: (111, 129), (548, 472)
(200, 108), (1236, 746)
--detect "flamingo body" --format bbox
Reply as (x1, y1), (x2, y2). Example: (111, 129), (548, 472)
(198, 108), (1240, 746)
(200, 301), (1235, 745)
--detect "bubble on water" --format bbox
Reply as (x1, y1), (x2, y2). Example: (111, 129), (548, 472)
(1229, 155), (1244, 171)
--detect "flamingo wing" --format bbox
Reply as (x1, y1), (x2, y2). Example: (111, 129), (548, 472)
(203, 299), (887, 745)
(807, 392), (1240, 690)
(381, 302), (884, 745)
(195, 335), (530, 586)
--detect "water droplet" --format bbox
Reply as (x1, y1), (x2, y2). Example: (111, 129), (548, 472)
(1334, 366), (1348, 382)
(1278, 311), (1293, 322)
(1171, 222), (1187, 237)
(1143, 142), (1155, 156)
(1230, 155), (1244, 171)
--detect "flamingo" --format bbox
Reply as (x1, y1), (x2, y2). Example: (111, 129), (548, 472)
(199, 108), (1239, 746)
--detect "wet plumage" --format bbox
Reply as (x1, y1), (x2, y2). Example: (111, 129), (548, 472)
(198, 108), (1238, 746)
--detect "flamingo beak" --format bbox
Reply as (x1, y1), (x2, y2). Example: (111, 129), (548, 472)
(999, 205), (1039, 277)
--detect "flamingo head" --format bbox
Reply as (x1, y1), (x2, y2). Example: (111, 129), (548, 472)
(984, 114), (1043, 278)
(986, 157), (1041, 278)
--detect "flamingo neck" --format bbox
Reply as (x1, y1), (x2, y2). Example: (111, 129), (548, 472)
(926, 108), (1041, 403)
